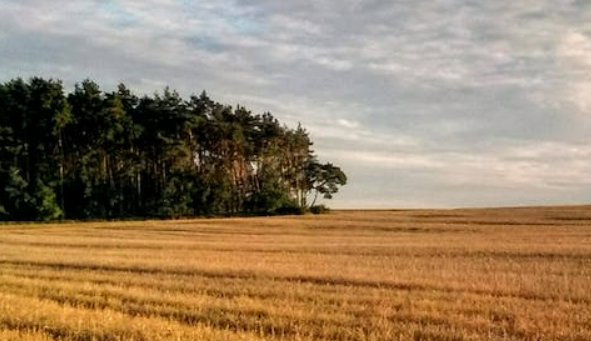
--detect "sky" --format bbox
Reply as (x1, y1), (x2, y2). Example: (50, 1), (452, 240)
(2, 0), (591, 208)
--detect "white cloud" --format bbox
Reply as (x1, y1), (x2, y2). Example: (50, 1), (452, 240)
(2, 0), (591, 207)
(559, 31), (591, 68)
(557, 31), (591, 112)
(337, 119), (359, 129)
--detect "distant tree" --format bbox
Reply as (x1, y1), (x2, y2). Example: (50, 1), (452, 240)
(0, 78), (69, 220)
(0, 77), (347, 220)
(64, 79), (107, 218)
(306, 160), (348, 207)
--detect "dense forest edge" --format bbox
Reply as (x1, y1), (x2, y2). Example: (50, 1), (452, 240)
(0, 77), (347, 221)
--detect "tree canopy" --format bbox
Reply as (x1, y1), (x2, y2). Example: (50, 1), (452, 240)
(0, 77), (347, 221)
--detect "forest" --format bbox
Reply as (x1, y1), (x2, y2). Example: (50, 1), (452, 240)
(0, 77), (346, 221)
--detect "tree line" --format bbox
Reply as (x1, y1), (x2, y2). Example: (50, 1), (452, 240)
(0, 77), (347, 221)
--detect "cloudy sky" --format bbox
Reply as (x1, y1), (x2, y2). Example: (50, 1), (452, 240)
(2, 0), (591, 208)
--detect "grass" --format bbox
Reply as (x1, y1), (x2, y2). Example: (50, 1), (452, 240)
(1, 206), (591, 340)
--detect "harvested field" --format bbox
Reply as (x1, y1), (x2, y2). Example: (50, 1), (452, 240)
(1, 206), (591, 340)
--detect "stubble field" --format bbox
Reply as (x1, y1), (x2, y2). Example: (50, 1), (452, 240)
(1, 206), (591, 341)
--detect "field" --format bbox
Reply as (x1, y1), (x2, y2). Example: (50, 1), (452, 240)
(1, 207), (591, 341)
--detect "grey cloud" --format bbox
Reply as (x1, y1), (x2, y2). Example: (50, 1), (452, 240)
(1, 0), (591, 207)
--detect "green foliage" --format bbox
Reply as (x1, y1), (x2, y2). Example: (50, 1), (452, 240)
(306, 160), (348, 207)
(0, 77), (348, 221)
(33, 180), (63, 221)
(309, 204), (330, 215)
(156, 173), (194, 218)
(245, 186), (304, 216)
(275, 200), (306, 216)
(2, 167), (31, 220)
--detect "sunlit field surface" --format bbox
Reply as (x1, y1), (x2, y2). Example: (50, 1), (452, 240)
(1, 207), (591, 341)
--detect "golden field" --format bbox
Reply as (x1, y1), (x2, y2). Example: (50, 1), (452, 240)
(1, 207), (591, 341)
